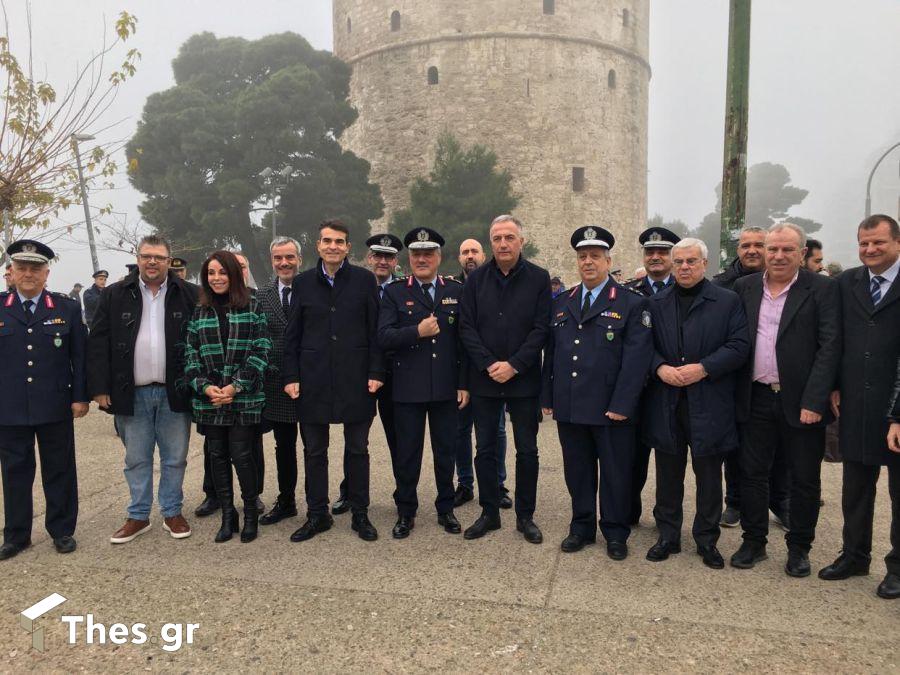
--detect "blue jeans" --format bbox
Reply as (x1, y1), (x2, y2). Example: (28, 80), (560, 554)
(116, 385), (191, 520)
(455, 405), (507, 490)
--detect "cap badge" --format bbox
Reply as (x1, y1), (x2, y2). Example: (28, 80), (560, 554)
(380, 236), (392, 247)
(23, 243), (36, 253)
(417, 229), (429, 242)
(584, 227), (597, 241)
(649, 232), (662, 242)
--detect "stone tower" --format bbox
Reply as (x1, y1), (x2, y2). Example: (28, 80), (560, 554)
(332, 0), (650, 278)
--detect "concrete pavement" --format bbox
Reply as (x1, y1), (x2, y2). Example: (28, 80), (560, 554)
(0, 409), (897, 671)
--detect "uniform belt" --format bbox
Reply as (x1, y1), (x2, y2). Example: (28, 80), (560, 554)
(753, 381), (781, 393)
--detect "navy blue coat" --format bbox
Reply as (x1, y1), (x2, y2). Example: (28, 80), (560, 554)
(0, 289), (88, 426)
(459, 257), (551, 398)
(283, 260), (385, 424)
(378, 275), (467, 403)
(641, 281), (750, 456)
(541, 280), (653, 425)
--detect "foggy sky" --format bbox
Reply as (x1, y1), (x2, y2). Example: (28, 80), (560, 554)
(4, 0), (898, 291)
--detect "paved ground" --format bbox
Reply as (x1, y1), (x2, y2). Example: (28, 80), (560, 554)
(1, 409), (898, 672)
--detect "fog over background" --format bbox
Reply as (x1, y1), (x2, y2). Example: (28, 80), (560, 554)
(4, 0), (898, 291)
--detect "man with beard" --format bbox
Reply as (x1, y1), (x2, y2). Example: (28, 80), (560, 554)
(804, 239), (824, 274)
(624, 226), (679, 525)
(453, 238), (510, 509)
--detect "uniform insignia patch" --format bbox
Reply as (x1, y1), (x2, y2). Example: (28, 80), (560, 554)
(448, 316), (455, 324)
(405, 301), (415, 306)
(43, 318), (66, 325)
(440, 297), (458, 305)
(54, 337), (63, 347)
(599, 311), (622, 320)
(606, 331), (614, 341)
(641, 310), (652, 328)
(556, 311), (565, 318)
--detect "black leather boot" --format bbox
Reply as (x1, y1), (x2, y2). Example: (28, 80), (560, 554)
(231, 434), (260, 544)
(208, 436), (238, 543)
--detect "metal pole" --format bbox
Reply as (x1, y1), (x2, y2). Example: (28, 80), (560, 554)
(271, 188), (277, 242)
(864, 141), (900, 217)
(72, 139), (100, 273)
(719, 0), (752, 264)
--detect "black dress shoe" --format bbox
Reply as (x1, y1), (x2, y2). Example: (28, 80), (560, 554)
(876, 573), (900, 599)
(453, 486), (474, 507)
(607, 540), (628, 561)
(785, 549), (811, 577)
(561, 533), (595, 553)
(698, 545), (724, 569)
(516, 518), (543, 544)
(331, 496), (351, 515)
(464, 513), (501, 540)
(437, 512), (462, 534)
(259, 498), (298, 526)
(0, 540), (31, 560)
(392, 516), (414, 539)
(194, 496), (220, 518)
(730, 541), (767, 569)
(499, 488), (513, 510)
(53, 536), (77, 554)
(646, 539), (681, 562)
(290, 515), (334, 542)
(351, 513), (378, 541)
(818, 553), (870, 580)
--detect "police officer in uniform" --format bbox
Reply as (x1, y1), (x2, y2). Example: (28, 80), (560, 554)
(0, 240), (88, 560)
(624, 226), (679, 525)
(541, 227), (653, 559)
(170, 257), (188, 280)
(378, 227), (468, 538)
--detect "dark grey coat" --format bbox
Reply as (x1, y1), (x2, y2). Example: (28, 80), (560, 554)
(257, 279), (299, 424)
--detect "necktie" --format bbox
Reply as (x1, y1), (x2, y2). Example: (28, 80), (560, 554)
(22, 299), (34, 315)
(871, 276), (885, 304)
(581, 290), (592, 318)
(281, 286), (291, 313)
(422, 282), (434, 307)
(652, 280), (665, 294)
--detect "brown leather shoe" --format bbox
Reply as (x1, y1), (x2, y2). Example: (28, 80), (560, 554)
(163, 515), (192, 539)
(110, 519), (151, 544)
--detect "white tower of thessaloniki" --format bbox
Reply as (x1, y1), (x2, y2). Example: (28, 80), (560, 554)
(333, 0), (650, 276)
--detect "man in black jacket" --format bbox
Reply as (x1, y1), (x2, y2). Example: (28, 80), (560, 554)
(283, 220), (385, 542)
(88, 235), (199, 544)
(730, 223), (840, 577)
(82, 269), (108, 328)
(820, 215), (900, 599)
(459, 215), (551, 543)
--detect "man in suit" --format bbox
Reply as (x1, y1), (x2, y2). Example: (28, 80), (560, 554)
(88, 235), (198, 544)
(642, 238), (750, 569)
(378, 227), (468, 538)
(257, 236), (303, 525)
(820, 214), (900, 598)
(541, 226), (652, 559)
(459, 215), (551, 543)
(729, 223), (840, 577)
(453, 238), (510, 509)
(624, 226), (679, 525)
(0, 240), (88, 560)
(329, 234), (404, 516)
(283, 220), (384, 542)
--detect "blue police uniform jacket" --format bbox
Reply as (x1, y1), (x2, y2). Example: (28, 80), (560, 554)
(377, 276), (468, 403)
(541, 280), (653, 426)
(0, 289), (88, 426)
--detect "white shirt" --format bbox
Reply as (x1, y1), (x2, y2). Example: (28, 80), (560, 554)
(278, 279), (292, 306)
(133, 278), (168, 386)
(869, 257), (900, 303)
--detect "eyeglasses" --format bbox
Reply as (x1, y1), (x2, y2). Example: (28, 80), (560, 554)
(672, 258), (703, 267)
(138, 254), (169, 263)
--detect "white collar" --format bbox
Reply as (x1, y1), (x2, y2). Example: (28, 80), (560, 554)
(869, 257), (900, 284)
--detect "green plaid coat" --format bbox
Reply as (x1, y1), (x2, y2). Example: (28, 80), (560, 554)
(184, 298), (272, 426)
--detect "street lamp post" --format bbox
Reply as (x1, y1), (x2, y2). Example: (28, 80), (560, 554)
(865, 141), (900, 218)
(71, 133), (100, 274)
(259, 165), (293, 243)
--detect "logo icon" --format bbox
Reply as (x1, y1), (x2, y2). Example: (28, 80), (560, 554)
(20, 593), (67, 652)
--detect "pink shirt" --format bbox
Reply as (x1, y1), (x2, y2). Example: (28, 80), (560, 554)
(752, 271), (799, 384)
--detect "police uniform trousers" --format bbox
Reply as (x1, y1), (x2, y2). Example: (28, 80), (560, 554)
(393, 400), (458, 517)
(339, 376), (397, 501)
(739, 383), (824, 553)
(303, 420), (373, 516)
(0, 420), (78, 545)
(629, 434), (652, 523)
(558, 422), (634, 542)
(654, 395), (725, 547)
(840, 458), (900, 575)
(471, 395), (539, 518)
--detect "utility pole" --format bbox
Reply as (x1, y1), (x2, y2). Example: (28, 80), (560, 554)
(719, 0), (752, 265)
(864, 141), (900, 218)
(71, 133), (100, 274)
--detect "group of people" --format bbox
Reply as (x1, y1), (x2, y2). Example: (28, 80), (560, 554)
(1, 212), (898, 603)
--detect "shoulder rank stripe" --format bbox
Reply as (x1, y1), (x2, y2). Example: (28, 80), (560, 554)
(4, 293), (13, 307)
(45, 292), (55, 309)
(407, 276), (414, 288)
(608, 286), (617, 301)
(438, 275), (445, 286)
(568, 286), (579, 298)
